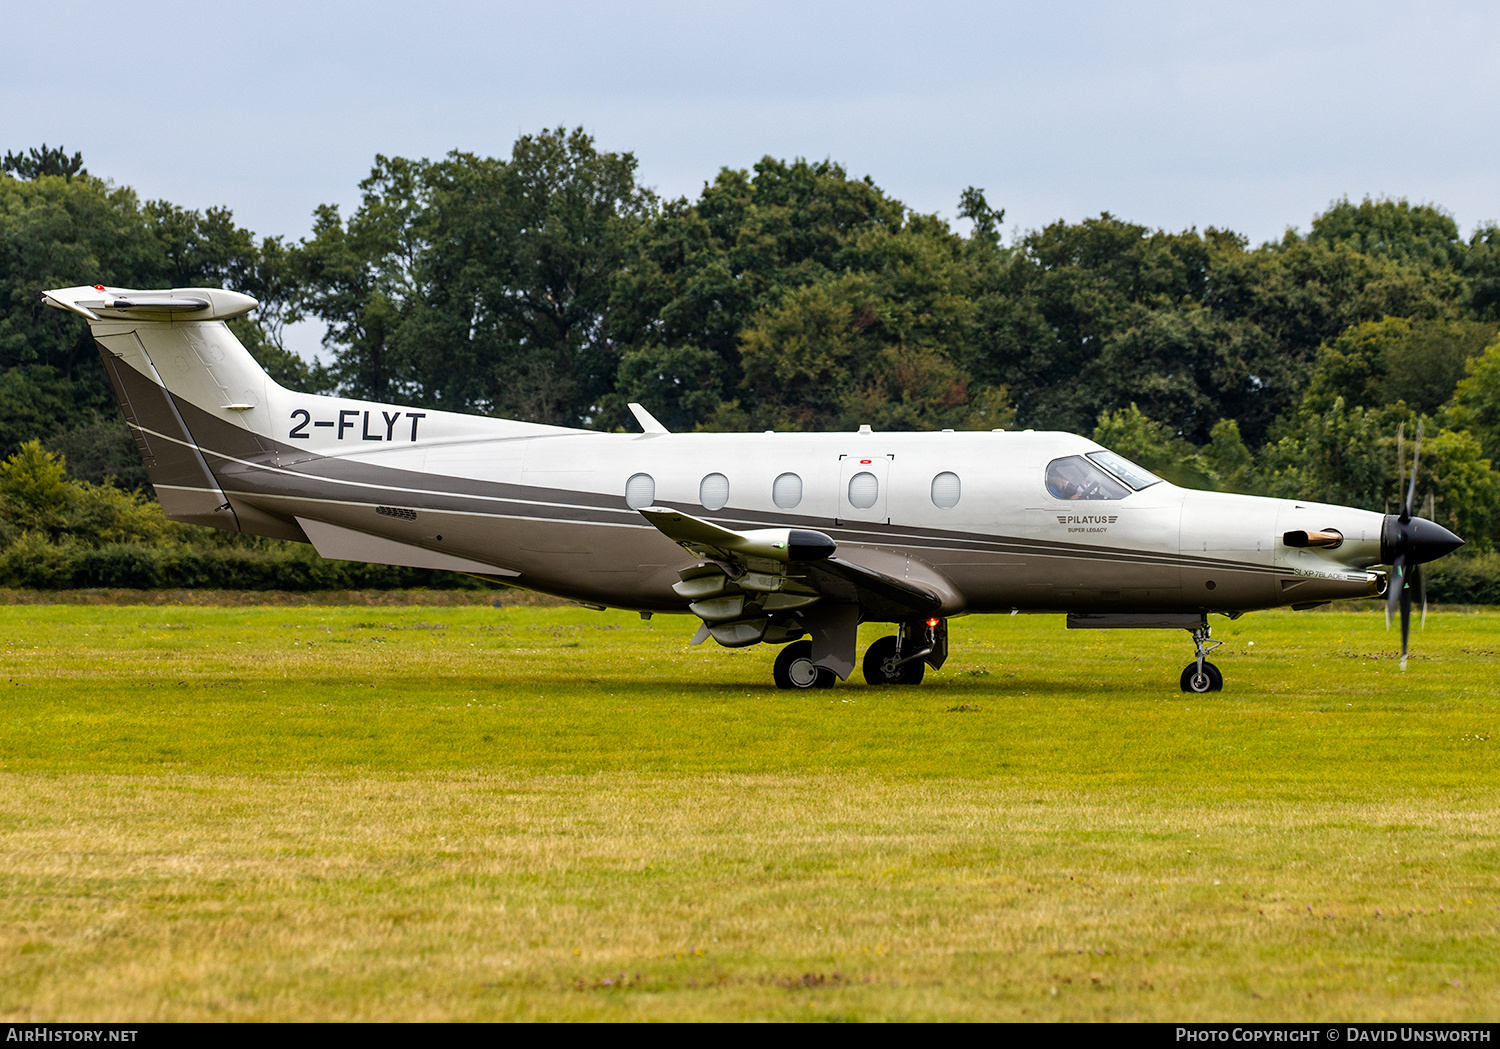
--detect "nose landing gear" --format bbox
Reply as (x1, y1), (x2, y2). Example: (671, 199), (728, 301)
(1180, 622), (1224, 693)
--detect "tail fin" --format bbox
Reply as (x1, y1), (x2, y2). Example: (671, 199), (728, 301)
(43, 285), (295, 537)
(44, 284), (574, 545)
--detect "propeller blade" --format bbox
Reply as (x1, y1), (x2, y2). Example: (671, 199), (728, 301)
(1419, 491), (1434, 632)
(1386, 554), (1403, 631)
(1405, 419), (1423, 523)
(1400, 561), (1412, 672)
(1396, 423), (1407, 523)
(1417, 561), (1427, 631)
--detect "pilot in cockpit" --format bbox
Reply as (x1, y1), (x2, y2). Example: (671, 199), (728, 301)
(1045, 456), (1132, 500)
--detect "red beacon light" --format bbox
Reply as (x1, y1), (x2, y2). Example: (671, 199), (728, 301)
(93, 284), (105, 291)
(926, 617), (941, 628)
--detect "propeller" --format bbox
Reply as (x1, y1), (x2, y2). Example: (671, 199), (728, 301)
(1382, 421), (1464, 670)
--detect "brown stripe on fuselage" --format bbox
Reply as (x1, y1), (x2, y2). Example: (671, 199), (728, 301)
(148, 389), (1311, 614)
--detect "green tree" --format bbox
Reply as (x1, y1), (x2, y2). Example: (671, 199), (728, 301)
(1465, 223), (1500, 321)
(1304, 316), (1497, 416)
(2, 145), (86, 182)
(1095, 304), (1268, 444)
(301, 131), (653, 425)
(1445, 334), (1500, 459)
(975, 215), (1219, 437)
(1415, 427), (1500, 550)
(0, 441), (165, 546)
(1201, 418), (1257, 494)
(1257, 397), (1391, 509)
(1091, 403), (1214, 489)
(43, 416), (149, 490)
(1308, 196), (1465, 271)
(0, 171), (168, 450)
(719, 209), (1005, 434)
(607, 157), (906, 430)
(957, 185), (1004, 249)
(1204, 233), (1461, 442)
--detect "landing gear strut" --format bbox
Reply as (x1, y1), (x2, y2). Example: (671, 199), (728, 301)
(1179, 622), (1224, 693)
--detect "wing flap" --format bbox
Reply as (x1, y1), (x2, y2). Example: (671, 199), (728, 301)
(806, 557), (943, 619)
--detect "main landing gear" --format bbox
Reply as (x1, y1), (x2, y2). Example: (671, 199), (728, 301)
(772, 617), (948, 689)
(773, 641), (836, 690)
(1180, 621), (1224, 693)
(863, 634), (925, 685)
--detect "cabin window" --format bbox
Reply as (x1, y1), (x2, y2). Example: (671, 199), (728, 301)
(931, 471), (961, 509)
(1087, 449), (1161, 490)
(848, 471), (879, 509)
(699, 472), (730, 510)
(773, 472), (803, 509)
(625, 472), (655, 509)
(1045, 456), (1130, 500)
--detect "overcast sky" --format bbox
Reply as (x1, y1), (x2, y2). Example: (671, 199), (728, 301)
(6, 1), (1499, 358)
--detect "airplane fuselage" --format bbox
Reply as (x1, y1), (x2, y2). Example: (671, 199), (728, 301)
(196, 393), (1386, 617)
(47, 285), (1457, 692)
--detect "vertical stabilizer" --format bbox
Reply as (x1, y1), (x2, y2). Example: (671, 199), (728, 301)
(94, 329), (239, 530)
(44, 286), (265, 533)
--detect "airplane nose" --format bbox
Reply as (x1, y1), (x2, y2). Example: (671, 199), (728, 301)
(1381, 515), (1464, 566)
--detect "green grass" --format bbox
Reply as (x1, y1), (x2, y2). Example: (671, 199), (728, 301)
(1, 599), (1497, 1020)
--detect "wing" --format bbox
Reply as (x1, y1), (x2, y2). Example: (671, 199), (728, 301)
(638, 506), (941, 650)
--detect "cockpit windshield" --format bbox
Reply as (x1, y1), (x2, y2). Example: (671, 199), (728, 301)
(1045, 456), (1131, 500)
(1086, 450), (1162, 491)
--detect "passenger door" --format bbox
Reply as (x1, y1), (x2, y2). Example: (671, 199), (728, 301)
(837, 453), (891, 525)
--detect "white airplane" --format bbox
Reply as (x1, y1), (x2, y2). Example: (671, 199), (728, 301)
(43, 285), (1465, 692)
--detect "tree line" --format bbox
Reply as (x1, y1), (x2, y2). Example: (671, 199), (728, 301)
(3, 131), (1500, 589)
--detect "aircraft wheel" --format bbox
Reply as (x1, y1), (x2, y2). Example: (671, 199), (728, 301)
(774, 640), (835, 690)
(863, 635), (927, 686)
(1179, 661), (1223, 693)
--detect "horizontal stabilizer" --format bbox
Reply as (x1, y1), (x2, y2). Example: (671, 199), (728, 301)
(43, 284), (258, 321)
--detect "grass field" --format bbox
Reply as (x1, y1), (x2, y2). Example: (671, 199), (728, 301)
(1, 595), (1497, 1021)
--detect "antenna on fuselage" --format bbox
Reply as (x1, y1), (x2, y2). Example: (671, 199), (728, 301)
(628, 403), (670, 434)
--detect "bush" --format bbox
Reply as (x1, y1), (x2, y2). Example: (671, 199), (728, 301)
(1422, 550), (1500, 605)
(0, 531), (78, 588)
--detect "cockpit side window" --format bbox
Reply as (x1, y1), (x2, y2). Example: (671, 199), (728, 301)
(1045, 456), (1131, 500)
(1086, 449), (1161, 491)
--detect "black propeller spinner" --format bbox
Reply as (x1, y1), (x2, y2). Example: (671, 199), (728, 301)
(1381, 421), (1464, 669)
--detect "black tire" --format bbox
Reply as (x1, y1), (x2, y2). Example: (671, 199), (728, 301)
(774, 640), (835, 690)
(1179, 661), (1223, 693)
(862, 634), (927, 686)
